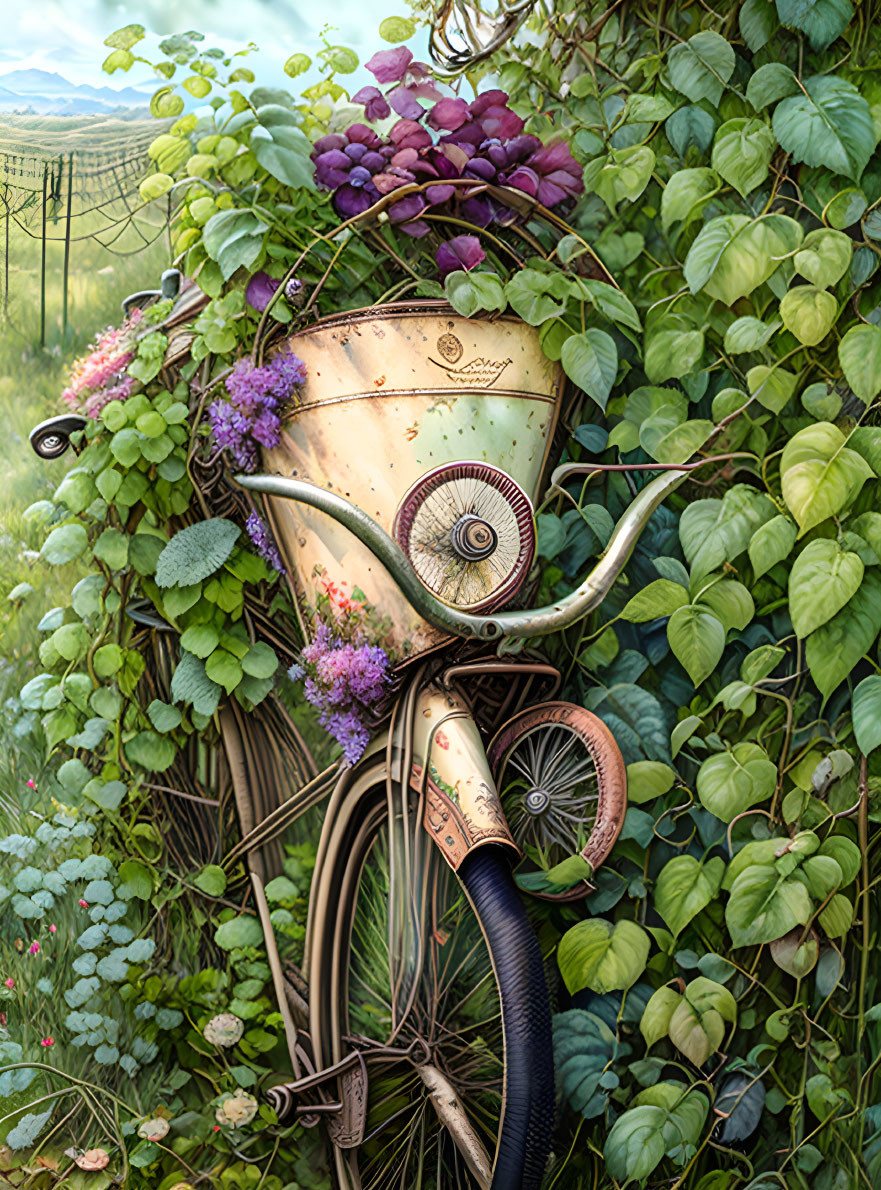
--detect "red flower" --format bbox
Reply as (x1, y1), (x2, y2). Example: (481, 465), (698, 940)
(78, 899), (88, 908)
(4, 977), (14, 989)
(41, 1037), (54, 1047)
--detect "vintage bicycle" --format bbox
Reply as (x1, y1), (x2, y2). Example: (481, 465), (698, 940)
(31, 194), (686, 1190)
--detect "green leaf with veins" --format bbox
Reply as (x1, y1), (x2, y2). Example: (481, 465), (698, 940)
(788, 538), (864, 637)
(780, 422), (873, 533)
(697, 742), (777, 821)
(655, 855), (725, 936)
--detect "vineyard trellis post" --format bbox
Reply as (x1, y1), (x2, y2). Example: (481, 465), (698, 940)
(62, 152), (74, 340)
(39, 161), (47, 350)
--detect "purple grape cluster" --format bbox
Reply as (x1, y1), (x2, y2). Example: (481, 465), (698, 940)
(289, 620), (391, 766)
(245, 510), (284, 572)
(208, 349), (306, 471)
(311, 46), (583, 239)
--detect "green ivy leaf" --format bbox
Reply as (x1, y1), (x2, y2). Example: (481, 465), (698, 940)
(680, 485), (777, 578)
(806, 571), (881, 700)
(773, 76), (874, 180)
(780, 422), (873, 533)
(660, 167), (718, 233)
(553, 1010), (618, 1119)
(557, 918), (650, 994)
(667, 31), (735, 106)
(560, 329), (618, 411)
(852, 674), (881, 754)
(724, 315), (780, 354)
(697, 742), (777, 821)
(741, 0), (780, 50)
(668, 976), (737, 1066)
(789, 538), (864, 637)
(685, 214), (803, 305)
(603, 1083), (709, 1182)
(626, 760), (676, 804)
(444, 270), (506, 318)
(838, 323), (881, 404)
(726, 864), (813, 946)
(711, 118), (775, 196)
(620, 578), (690, 622)
(655, 855), (725, 936)
(202, 209), (268, 280)
(748, 514), (798, 578)
(667, 605), (726, 686)
(42, 523), (88, 565)
(124, 730), (176, 773)
(643, 326), (704, 384)
(583, 145), (656, 211)
(215, 914), (264, 950)
(794, 228), (853, 288)
(779, 285), (838, 345)
(776, 0), (854, 51)
(746, 62), (800, 109)
(194, 864), (227, 896)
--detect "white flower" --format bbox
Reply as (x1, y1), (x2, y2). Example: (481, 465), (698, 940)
(72, 1148), (110, 1171)
(137, 1116), (169, 1141)
(203, 1013), (244, 1048)
(215, 1090), (259, 1128)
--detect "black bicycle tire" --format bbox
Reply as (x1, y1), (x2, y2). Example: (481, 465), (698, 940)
(459, 844), (555, 1189)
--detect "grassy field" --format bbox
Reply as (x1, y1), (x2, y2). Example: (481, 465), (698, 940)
(0, 166), (169, 827)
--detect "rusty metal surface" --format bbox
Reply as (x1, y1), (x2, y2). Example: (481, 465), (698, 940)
(488, 701), (628, 899)
(412, 683), (519, 869)
(260, 302), (564, 660)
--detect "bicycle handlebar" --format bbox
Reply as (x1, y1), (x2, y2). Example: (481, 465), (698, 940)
(235, 469), (686, 640)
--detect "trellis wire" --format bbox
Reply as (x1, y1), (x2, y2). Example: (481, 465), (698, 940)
(0, 126), (167, 347)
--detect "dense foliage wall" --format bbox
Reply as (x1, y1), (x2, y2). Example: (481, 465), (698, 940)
(463, 1), (881, 1185)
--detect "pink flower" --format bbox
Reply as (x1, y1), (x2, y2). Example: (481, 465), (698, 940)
(26, 779), (36, 790)
(41, 1037), (54, 1047)
(49, 924), (57, 934)
(366, 46), (413, 84)
(4, 978), (14, 989)
(78, 899), (88, 908)
(29, 942), (40, 955)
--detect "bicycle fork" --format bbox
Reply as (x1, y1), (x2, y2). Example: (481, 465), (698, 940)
(410, 681), (520, 871)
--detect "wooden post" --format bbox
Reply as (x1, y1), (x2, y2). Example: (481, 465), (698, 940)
(39, 160), (47, 349)
(62, 152), (74, 339)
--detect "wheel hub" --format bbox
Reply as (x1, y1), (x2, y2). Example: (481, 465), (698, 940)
(450, 514), (498, 561)
(524, 789), (551, 815)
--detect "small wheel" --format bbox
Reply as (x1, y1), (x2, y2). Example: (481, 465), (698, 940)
(393, 462), (535, 612)
(488, 702), (627, 899)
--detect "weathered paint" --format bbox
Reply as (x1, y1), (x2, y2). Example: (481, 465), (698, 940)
(261, 302), (565, 659)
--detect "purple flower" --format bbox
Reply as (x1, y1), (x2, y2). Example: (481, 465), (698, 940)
(428, 97), (470, 132)
(289, 620), (391, 766)
(504, 140), (583, 206)
(246, 511), (284, 572)
(352, 85), (392, 122)
(436, 235), (486, 278)
(285, 277), (304, 304)
(209, 351), (305, 470)
(366, 46), (413, 84)
(387, 85), (424, 120)
(245, 271), (279, 312)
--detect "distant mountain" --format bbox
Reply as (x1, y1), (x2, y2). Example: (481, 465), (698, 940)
(0, 69), (151, 115)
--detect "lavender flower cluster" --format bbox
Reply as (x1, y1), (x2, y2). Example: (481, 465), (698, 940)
(208, 349), (306, 471)
(245, 511), (284, 572)
(311, 46), (583, 236)
(289, 620), (391, 766)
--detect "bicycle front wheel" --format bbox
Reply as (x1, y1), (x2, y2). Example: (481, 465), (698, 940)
(306, 758), (554, 1190)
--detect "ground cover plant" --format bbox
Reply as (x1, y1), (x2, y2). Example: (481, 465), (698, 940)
(1, 1), (881, 1187)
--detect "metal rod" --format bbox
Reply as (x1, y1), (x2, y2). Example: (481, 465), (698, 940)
(39, 162), (47, 349)
(61, 152), (74, 339)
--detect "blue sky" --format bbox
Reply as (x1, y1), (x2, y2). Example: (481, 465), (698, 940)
(0, 0), (424, 92)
